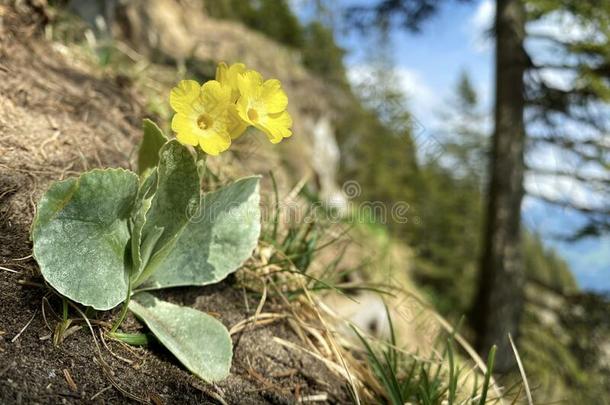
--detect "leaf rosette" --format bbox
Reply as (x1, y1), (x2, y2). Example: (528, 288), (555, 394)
(32, 119), (261, 382)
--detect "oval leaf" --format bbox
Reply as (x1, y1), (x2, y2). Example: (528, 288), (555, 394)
(139, 140), (200, 259)
(129, 293), (232, 382)
(142, 176), (261, 290)
(131, 169), (159, 279)
(138, 119), (168, 176)
(32, 169), (139, 310)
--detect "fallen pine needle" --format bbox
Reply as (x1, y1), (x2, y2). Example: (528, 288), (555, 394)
(90, 386), (112, 401)
(12, 310), (37, 342)
(0, 265), (20, 274)
(273, 336), (362, 391)
(63, 369), (78, 392)
(509, 333), (533, 405)
(229, 312), (286, 335)
(299, 393), (329, 402)
(8, 254), (32, 261)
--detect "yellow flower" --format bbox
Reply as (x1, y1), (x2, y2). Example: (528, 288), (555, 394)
(216, 62), (246, 102)
(236, 70), (292, 144)
(170, 64), (292, 155)
(215, 62), (249, 140)
(169, 79), (236, 155)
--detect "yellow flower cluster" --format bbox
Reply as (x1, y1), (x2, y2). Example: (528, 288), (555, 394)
(169, 62), (293, 155)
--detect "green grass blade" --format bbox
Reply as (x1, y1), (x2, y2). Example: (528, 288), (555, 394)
(269, 170), (280, 242)
(447, 338), (457, 405)
(351, 325), (404, 405)
(478, 345), (497, 405)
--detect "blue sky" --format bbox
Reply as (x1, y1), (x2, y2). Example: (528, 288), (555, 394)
(341, 0), (494, 124)
(295, 0), (609, 291)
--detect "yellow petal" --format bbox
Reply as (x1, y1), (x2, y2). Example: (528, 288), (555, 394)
(217, 62), (247, 102)
(236, 97), (252, 125)
(171, 113), (200, 146)
(198, 131), (231, 156)
(216, 62), (245, 84)
(257, 111), (292, 143)
(201, 80), (232, 114)
(261, 79), (288, 114)
(170, 80), (201, 114)
(229, 63), (247, 75)
(215, 62), (229, 83)
(230, 122), (248, 140)
(227, 106), (249, 139)
(237, 70), (263, 100)
(176, 131), (200, 146)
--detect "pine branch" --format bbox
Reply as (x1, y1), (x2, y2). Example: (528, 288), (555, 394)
(527, 191), (610, 215)
(526, 166), (610, 186)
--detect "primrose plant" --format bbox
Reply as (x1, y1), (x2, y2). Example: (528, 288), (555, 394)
(31, 62), (292, 383)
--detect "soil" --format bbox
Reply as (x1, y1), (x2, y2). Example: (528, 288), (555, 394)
(0, 5), (350, 404)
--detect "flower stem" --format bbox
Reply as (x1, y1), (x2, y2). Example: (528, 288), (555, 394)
(107, 332), (151, 346)
(62, 297), (69, 321)
(196, 149), (207, 180)
(110, 278), (132, 333)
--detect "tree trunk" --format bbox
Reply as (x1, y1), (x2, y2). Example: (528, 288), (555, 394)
(473, 0), (527, 373)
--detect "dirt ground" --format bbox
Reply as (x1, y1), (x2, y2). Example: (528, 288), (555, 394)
(0, 6), (350, 404)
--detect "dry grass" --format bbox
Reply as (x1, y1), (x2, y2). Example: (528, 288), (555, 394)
(1, 5), (538, 403)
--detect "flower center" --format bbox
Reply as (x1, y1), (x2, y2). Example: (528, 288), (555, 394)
(247, 108), (259, 122)
(197, 113), (213, 130)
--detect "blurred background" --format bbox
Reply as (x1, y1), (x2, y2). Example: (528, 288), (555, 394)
(10, 0), (610, 402)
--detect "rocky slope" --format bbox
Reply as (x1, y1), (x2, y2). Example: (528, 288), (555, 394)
(0, 4), (351, 403)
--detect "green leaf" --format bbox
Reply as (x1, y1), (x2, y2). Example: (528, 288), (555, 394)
(32, 169), (139, 310)
(134, 140), (200, 285)
(107, 332), (152, 346)
(142, 176), (261, 290)
(130, 169), (158, 279)
(129, 292), (232, 382)
(141, 140), (200, 252)
(138, 119), (168, 176)
(138, 226), (164, 276)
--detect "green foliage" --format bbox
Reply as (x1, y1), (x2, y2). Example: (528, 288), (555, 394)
(138, 119), (168, 176)
(32, 169), (138, 310)
(437, 71), (488, 182)
(133, 140), (201, 286)
(334, 69), (487, 316)
(457, 72), (477, 106)
(203, 0), (304, 48)
(272, 220), (319, 274)
(522, 232), (578, 292)
(337, 103), (418, 209)
(144, 176), (261, 290)
(301, 21), (349, 87)
(32, 122), (262, 383)
(129, 293), (233, 382)
(335, 62), (419, 228)
(558, 293), (610, 402)
(141, 141), (200, 256)
(408, 73), (486, 315)
(410, 162), (483, 316)
(520, 300), (610, 404)
(130, 169), (161, 282)
(352, 307), (498, 404)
